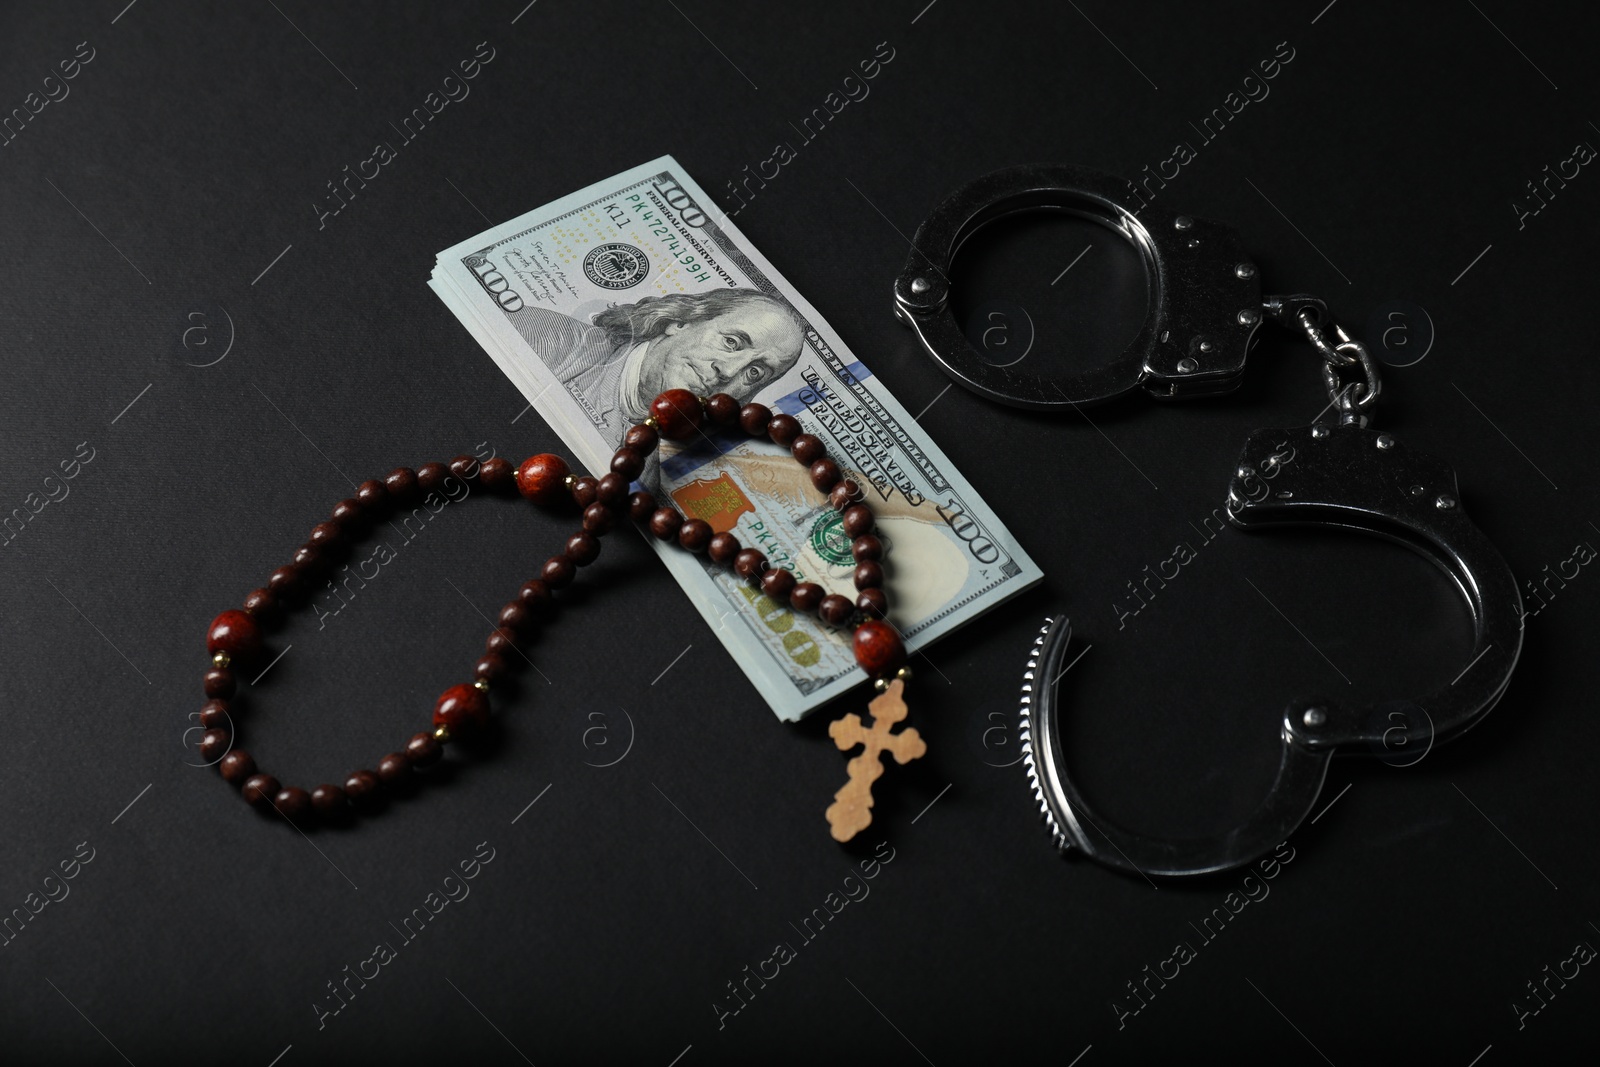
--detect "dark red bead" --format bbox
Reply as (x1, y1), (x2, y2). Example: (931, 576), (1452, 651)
(819, 594), (854, 625)
(830, 479), (863, 511)
(707, 532), (741, 564)
(344, 769), (380, 804)
(480, 457), (516, 494)
(596, 472), (630, 505)
(760, 568), (797, 600)
(734, 549), (767, 580)
(810, 459), (841, 492)
(273, 786), (312, 820)
(311, 784), (347, 814)
(242, 587), (281, 627)
(383, 467), (419, 503)
(856, 588), (889, 618)
(434, 684), (490, 732)
(406, 732), (442, 768)
(842, 504), (875, 539)
(308, 521), (343, 550)
(678, 519), (713, 552)
(583, 502), (616, 535)
(571, 476), (600, 508)
(199, 699), (230, 729)
(357, 479), (389, 511)
(611, 448), (645, 480)
(739, 403), (773, 436)
(203, 668), (236, 700)
(292, 543), (324, 572)
(416, 461), (450, 493)
(331, 498), (366, 533)
(518, 579), (555, 615)
(624, 424), (660, 454)
(219, 750), (255, 785)
(449, 454), (480, 482)
(627, 490), (656, 523)
(649, 507), (683, 540)
(651, 388), (704, 440)
(485, 627), (521, 657)
(566, 532), (601, 567)
(706, 393), (741, 426)
(267, 565), (304, 602)
(199, 728), (230, 763)
(475, 652), (508, 683)
(207, 610), (262, 659)
(542, 555), (576, 588)
(516, 454), (572, 505)
(790, 582), (825, 613)
(377, 753), (410, 784)
(853, 619), (907, 676)
(854, 560), (884, 589)
(498, 601), (530, 631)
(768, 414), (802, 448)
(791, 434), (826, 466)
(242, 774), (280, 807)
(852, 534), (883, 562)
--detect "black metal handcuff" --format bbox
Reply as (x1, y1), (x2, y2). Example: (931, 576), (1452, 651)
(895, 164), (1524, 878)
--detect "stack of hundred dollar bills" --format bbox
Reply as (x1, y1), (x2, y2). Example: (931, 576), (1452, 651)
(429, 157), (1041, 722)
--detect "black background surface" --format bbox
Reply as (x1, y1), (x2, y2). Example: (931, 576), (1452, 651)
(2, 1), (1596, 1063)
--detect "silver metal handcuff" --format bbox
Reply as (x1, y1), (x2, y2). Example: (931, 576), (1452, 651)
(895, 164), (1524, 878)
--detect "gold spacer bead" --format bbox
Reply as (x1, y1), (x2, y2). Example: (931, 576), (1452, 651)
(873, 677), (890, 693)
(473, 678), (490, 691)
(563, 474), (575, 487)
(644, 415), (660, 430)
(895, 666), (913, 682)
(212, 651), (232, 669)
(434, 724), (453, 744)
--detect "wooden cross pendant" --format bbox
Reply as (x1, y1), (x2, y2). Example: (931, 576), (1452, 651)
(825, 679), (926, 842)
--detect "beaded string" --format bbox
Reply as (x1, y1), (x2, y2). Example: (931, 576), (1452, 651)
(198, 388), (910, 822)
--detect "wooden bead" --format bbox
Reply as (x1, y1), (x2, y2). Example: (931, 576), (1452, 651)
(292, 544), (325, 573)
(829, 479), (862, 511)
(199, 728), (231, 763)
(571, 476), (600, 507)
(242, 774), (280, 807)
(856, 588), (889, 618)
(707, 532), (741, 563)
(474, 651), (508, 683)
(267, 564), (304, 602)
(790, 582), (824, 612)
(308, 521), (344, 551)
(651, 388), (704, 440)
(331, 498), (366, 533)
(479, 457), (516, 494)
(449, 454), (480, 482)
(434, 683), (491, 732)
(768, 413), (802, 447)
(853, 560), (884, 589)
(810, 459), (841, 492)
(706, 392), (741, 425)
(242, 586), (281, 627)
(791, 434), (826, 466)
(207, 610), (262, 660)
(739, 403), (772, 436)
(542, 555), (576, 588)
(416, 461), (450, 493)
(583, 501), (616, 535)
(344, 769), (380, 804)
(760, 567), (797, 600)
(624, 424), (660, 454)
(819, 594), (854, 625)
(377, 753), (410, 784)
(649, 507), (683, 540)
(516, 454), (571, 505)
(274, 786), (312, 820)
(627, 490), (656, 523)
(518, 579), (555, 615)
(853, 619), (907, 676)
(383, 467), (419, 503)
(842, 504), (874, 539)
(485, 627), (521, 656)
(852, 534), (883, 562)
(498, 601), (530, 631)
(406, 732), (443, 768)
(311, 784), (347, 814)
(219, 750), (255, 785)
(678, 519), (713, 552)
(199, 699), (230, 729)
(566, 532), (601, 567)
(596, 472), (630, 505)
(611, 447), (645, 480)
(734, 548), (768, 580)
(203, 668), (236, 699)
(356, 478), (389, 511)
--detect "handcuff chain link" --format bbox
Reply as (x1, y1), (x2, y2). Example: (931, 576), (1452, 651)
(1266, 295), (1382, 423)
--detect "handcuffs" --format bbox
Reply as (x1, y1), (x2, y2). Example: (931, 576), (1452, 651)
(895, 164), (1524, 878)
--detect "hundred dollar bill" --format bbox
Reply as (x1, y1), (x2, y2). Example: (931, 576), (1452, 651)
(429, 156), (1041, 721)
